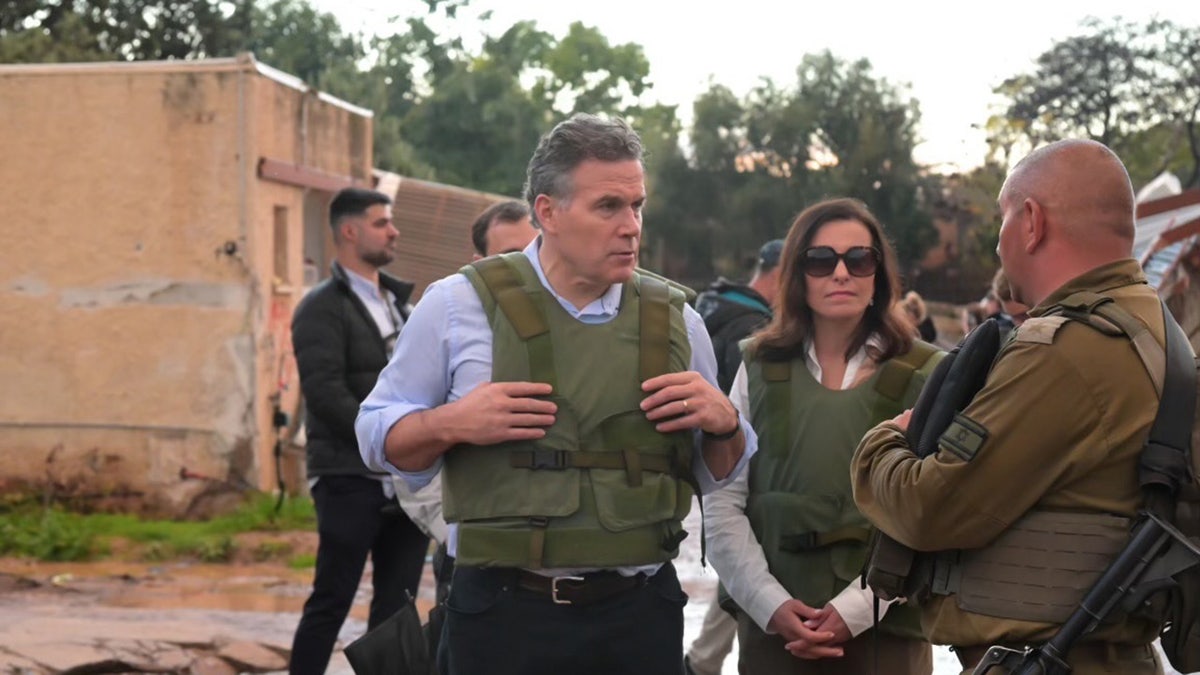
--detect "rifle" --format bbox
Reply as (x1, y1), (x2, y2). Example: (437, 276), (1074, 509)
(973, 511), (1200, 675)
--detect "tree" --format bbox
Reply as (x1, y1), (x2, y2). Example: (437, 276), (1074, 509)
(993, 17), (1200, 187)
(666, 52), (936, 284)
(0, 0), (249, 62)
(398, 19), (656, 196)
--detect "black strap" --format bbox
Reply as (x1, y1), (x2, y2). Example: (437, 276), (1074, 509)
(1140, 303), (1196, 511)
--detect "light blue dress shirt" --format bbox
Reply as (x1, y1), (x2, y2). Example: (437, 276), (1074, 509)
(355, 238), (757, 571)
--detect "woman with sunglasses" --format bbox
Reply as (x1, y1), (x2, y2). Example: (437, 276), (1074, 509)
(705, 198), (940, 674)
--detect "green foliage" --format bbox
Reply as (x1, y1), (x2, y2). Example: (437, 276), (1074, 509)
(0, 495), (314, 562)
(668, 51), (936, 282)
(0, 0), (249, 62)
(288, 552), (317, 569)
(15, 2), (1196, 290)
(252, 539), (294, 561)
(194, 535), (236, 562)
(993, 16), (1200, 187)
(0, 509), (96, 561)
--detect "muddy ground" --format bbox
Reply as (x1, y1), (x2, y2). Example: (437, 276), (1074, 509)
(0, 505), (1115, 675)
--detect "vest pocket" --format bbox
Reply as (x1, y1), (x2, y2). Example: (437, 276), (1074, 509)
(590, 469), (680, 532)
(590, 410), (690, 533)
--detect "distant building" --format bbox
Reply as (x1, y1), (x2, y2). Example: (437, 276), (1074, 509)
(0, 54), (375, 516)
(1133, 182), (1200, 350)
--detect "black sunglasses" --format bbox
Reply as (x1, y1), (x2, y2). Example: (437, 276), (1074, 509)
(801, 246), (881, 277)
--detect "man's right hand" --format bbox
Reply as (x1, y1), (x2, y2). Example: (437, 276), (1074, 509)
(450, 381), (557, 445)
(767, 599), (844, 659)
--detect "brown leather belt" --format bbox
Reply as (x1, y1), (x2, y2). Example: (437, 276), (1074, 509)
(516, 570), (646, 606)
(953, 642), (1150, 670)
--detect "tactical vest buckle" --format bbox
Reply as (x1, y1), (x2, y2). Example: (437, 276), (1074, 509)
(529, 449), (569, 470)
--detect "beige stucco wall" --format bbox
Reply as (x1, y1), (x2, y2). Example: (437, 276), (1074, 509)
(247, 70), (372, 496)
(0, 57), (372, 515)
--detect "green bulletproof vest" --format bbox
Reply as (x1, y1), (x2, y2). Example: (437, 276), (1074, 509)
(744, 341), (941, 640)
(444, 253), (696, 569)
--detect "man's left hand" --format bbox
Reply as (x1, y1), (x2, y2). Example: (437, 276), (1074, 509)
(640, 371), (738, 437)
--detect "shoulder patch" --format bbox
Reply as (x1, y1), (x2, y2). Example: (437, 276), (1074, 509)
(1014, 315), (1071, 345)
(939, 413), (989, 462)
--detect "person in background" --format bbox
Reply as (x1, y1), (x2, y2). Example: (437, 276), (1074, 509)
(707, 198), (938, 674)
(470, 199), (538, 260)
(694, 239), (784, 393)
(900, 290), (938, 343)
(290, 187), (430, 675)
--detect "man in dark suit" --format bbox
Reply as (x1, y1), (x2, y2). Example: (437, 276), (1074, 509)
(289, 187), (430, 675)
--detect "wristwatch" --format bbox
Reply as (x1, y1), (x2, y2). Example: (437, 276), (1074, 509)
(703, 410), (741, 441)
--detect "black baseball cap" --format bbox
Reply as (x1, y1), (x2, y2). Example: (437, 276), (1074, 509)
(758, 239), (785, 268)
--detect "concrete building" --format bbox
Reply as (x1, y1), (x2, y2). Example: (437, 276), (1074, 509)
(0, 54), (373, 516)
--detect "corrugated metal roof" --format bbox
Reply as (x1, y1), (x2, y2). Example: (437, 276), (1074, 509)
(1134, 188), (1200, 294)
(377, 173), (513, 299)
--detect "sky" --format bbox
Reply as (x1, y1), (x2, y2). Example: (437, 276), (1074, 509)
(311, 0), (1200, 172)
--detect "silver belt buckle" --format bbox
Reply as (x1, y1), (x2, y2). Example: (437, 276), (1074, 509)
(551, 575), (585, 604)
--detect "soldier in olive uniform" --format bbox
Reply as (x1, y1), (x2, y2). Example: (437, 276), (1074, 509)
(851, 139), (1167, 675)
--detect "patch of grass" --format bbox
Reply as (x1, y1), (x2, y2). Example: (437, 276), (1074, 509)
(0, 509), (95, 561)
(253, 540), (294, 562)
(288, 553), (317, 569)
(0, 494), (315, 562)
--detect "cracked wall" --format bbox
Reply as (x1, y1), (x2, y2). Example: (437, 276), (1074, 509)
(0, 60), (372, 516)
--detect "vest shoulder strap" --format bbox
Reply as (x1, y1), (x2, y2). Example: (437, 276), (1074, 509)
(1048, 292), (1165, 398)
(635, 267), (697, 304)
(460, 254), (557, 386)
(634, 271), (673, 381)
(462, 254), (550, 340)
(874, 340), (942, 405)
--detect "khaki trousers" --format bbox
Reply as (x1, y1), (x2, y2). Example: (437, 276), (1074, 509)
(736, 611), (932, 675)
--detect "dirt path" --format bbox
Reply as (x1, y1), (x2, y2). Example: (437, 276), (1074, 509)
(0, 506), (984, 674)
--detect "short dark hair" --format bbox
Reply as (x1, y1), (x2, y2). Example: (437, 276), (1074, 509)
(470, 200), (530, 256)
(329, 187), (391, 235)
(523, 113), (644, 227)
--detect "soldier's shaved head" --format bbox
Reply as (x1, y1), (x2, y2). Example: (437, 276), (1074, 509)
(997, 139), (1138, 307)
(1002, 139), (1135, 245)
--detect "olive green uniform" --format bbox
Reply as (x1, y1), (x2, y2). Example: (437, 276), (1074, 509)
(851, 260), (1165, 674)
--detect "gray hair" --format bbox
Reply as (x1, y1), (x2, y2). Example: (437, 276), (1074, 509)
(523, 113), (645, 227)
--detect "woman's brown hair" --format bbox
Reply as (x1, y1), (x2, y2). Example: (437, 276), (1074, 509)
(748, 198), (912, 363)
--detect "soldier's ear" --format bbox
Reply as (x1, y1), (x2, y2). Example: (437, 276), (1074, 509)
(1024, 197), (1046, 254)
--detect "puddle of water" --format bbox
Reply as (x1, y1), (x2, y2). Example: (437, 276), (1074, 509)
(0, 557), (436, 623)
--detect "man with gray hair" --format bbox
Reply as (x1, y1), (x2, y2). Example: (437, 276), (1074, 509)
(357, 113), (756, 674)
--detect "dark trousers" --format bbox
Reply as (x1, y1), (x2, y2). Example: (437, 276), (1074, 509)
(736, 611), (932, 675)
(443, 563), (688, 675)
(289, 475), (430, 675)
